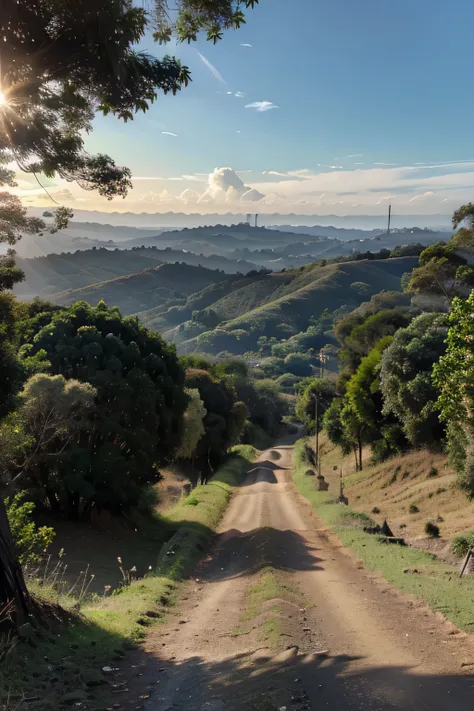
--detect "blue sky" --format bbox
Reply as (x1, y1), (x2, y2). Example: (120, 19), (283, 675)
(19, 0), (474, 215)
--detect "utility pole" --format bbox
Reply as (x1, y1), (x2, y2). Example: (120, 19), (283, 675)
(255, 213), (259, 228)
(387, 204), (392, 235)
(314, 393), (319, 475)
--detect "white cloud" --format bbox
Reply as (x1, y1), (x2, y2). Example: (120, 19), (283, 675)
(374, 162), (397, 166)
(162, 131), (178, 137)
(348, 154), (363, 158)
(198, 52), (227, 85)
(234, 91), (246, 98)
(245, 101), (279, 112)
(178, 189), (201, 205)
(240, 43), (252, 47)
(408, 191), (435, 202)
(181, 174), (208, 182)
(132, 176), (164, 181)
(198, 167), (265, 204)
(20, 160), (474, 216)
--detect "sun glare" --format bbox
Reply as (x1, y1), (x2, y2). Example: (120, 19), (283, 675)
(0, 91), (7, 107)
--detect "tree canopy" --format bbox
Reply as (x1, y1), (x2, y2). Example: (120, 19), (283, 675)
(433, 292), (474, 497)
(379, 312), (448, 448)
(23, 300), (187, 516)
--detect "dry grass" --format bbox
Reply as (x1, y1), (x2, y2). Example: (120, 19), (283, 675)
(316, 433), (474, 549)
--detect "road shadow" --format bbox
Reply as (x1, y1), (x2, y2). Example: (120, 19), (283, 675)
(199, 527), (324, 580)
(124, 644), (474, 711)
(241, 460), (289, 486)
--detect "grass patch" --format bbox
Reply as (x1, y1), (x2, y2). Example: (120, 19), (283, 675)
(292, 438), (474, 634)
(233, 568), (301, 648)
(1, 446), (258, 710)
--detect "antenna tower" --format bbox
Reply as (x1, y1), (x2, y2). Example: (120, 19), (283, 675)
(387, 204), (392, 234)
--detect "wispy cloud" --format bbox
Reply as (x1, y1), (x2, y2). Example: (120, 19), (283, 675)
(234, 91), (246, 98)
(198, 52), (227, 84)
(374, 162), (397, 166)
(245, 101), (279, 112)
(181, 174), (208, 182)
(348, 153), (363, 158)
(162, 131), (178, 137)
(240, 43), (252, 47)
(132, 176), (164, 181)
(409, 191), (435, 202)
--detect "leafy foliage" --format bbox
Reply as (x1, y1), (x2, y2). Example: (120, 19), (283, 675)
(5, 493), (55, 566)
(434, 292), (474, 497)
(153, 0), (258, 44)
(380, 312), (448, 448)
(295, 378), (337, 433)
(23, 301), (187, 516)
(176, 388), (207, 459)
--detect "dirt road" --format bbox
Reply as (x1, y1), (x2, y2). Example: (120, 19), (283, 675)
(124, 436), (474, 710)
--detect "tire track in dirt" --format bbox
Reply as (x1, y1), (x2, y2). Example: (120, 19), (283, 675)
(117, 435), (474, 711)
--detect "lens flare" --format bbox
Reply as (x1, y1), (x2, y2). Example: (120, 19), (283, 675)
(0, 91), (7, 106)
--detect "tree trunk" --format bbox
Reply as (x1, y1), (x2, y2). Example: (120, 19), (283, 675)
(358, 435), (363, 472)
(0, 496), (30, 623)
(353, 446), (359, 472)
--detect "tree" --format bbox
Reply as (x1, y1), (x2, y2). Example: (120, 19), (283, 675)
(0, 0), (257, 619)
(433, 292), (474, 497)
(295, 378), (337, 433)
(1, 0), (257, 192)
(0, 374), (97, 515)
(176, 388), (206, 460)
(24, 301), (187, 517)
(380, 312), (449, 447)
(344, 337), (406, 464)
(184, 367), (242, 470)
(452, 202), (474, 229)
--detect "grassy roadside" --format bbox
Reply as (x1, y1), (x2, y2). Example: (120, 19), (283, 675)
(292, 438), (474, 634)
(0, 445), (258, 710)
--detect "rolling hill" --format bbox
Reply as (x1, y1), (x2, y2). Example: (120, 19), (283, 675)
(49, 263), (231, 315)
(14, 247), (251, 300)
(160, 256), (418, 355)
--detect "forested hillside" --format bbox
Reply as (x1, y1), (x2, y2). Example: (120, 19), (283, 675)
(164, 256), (417, 355)
(49, 263), (233, 315)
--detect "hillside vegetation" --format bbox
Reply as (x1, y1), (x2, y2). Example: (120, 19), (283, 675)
(173, 256), (417, 355)
(292, 211), (474, 572)
(49, 263), (232, 315)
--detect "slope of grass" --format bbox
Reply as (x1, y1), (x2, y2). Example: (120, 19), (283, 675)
(292, 438), (474, 634)
(1, 446), (257, 710)
(179, 257), (416, 355)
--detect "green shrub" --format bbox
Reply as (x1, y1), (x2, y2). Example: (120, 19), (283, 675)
(424, 521), (440, 538)
(341, 510), (376, 528)
(409, 503), (419, 514)
(427, 467), (438, 478)
(451, 531), (474, 557)
(5, 493), (55, 565)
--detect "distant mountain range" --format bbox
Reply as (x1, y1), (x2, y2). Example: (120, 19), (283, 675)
(26, 207), (453, 231)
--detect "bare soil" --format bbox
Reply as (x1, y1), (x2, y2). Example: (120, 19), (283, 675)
(106, 436), (474, 710)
